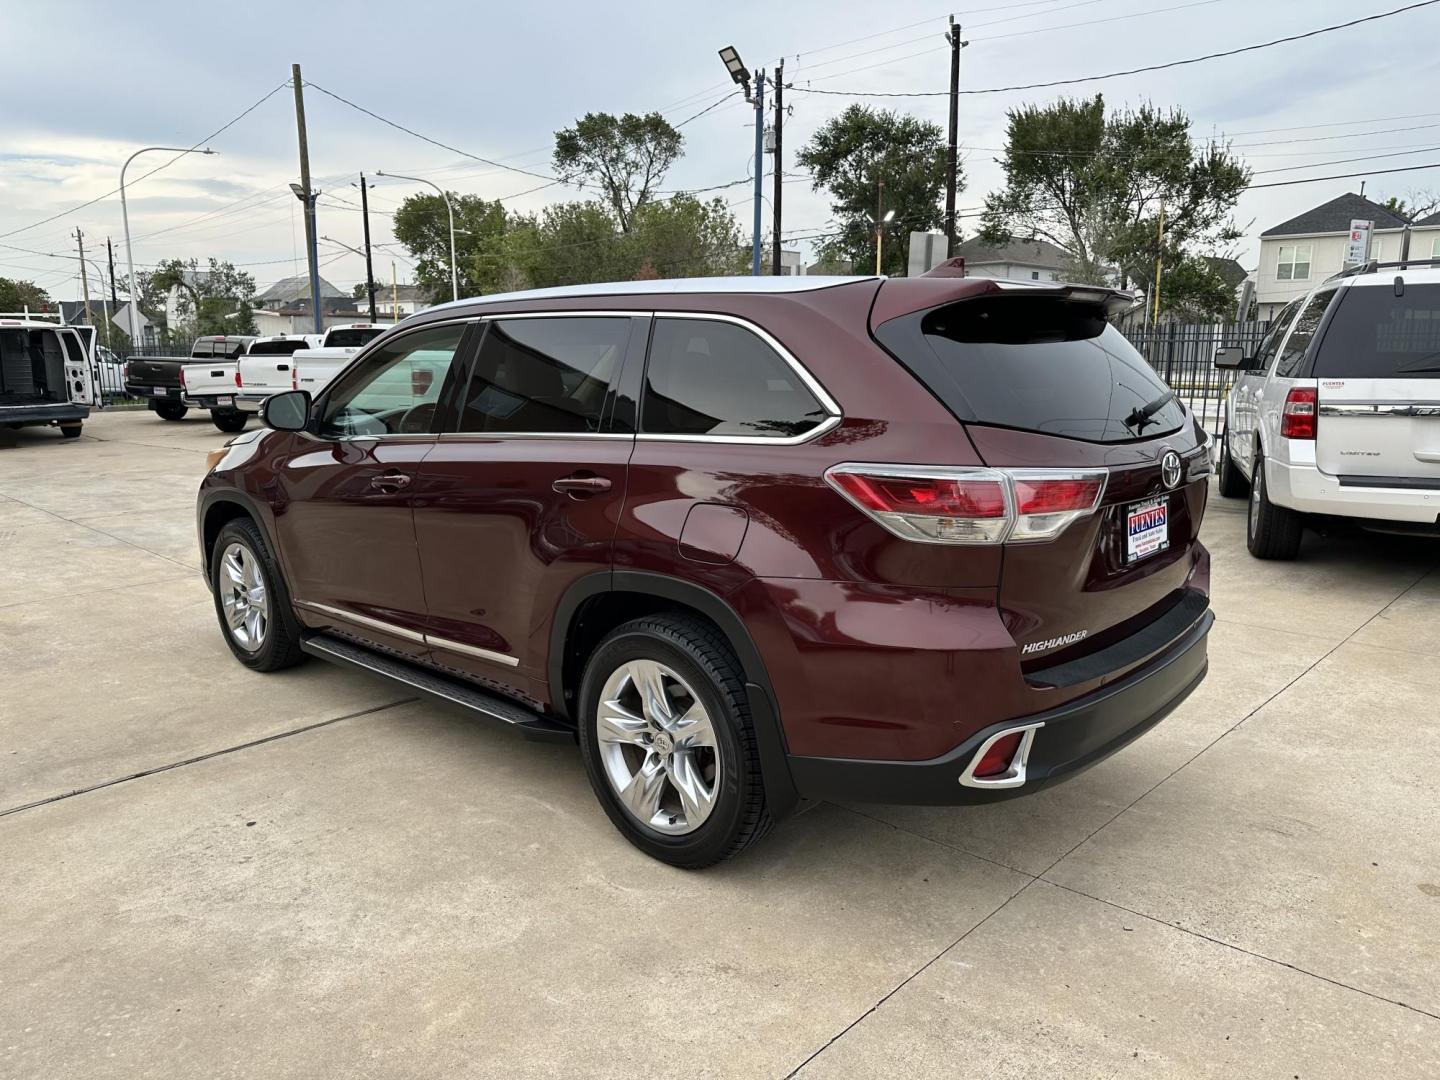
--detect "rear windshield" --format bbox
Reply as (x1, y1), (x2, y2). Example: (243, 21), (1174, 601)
(883, 297), (1186, 443)
(325, 328), (383, 348)
(1314, 283), (1440, 378)
(248, 339), (310, 356)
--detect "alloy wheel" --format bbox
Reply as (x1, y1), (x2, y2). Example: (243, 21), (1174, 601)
(219, 541), (269, 652)
(595, 659), (721, 836)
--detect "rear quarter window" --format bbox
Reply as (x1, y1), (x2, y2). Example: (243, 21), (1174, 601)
(1313, 282), (1440, 378)
(878, 296), (1185, 443)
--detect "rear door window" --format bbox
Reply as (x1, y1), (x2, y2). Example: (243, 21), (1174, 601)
(882, 296), (1185, 443)
(1274, 289), (1336, 377)
(248, 339), (308, 356)
(458, 316), (631, 435)
(640, 317), (830, 439)
(325, 328), (384, 348)
(1313, 283), (1440, 378)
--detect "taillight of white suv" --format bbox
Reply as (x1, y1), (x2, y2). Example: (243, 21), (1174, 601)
(1280, 386), (1318, 440)
(824, 464), (1107, 545)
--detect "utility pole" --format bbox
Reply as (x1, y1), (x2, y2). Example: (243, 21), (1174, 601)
(1151, 201), (1165, 328)
(391, 262), (399, 324)
(751, 68), (766, 276)
(875, 180), (886, 276)
(291, 63), (323, 334)
(771, 59), (784, 276)
(358, 173), (378, 321)
(944, 20), (967, 255)
(74, 228), (94, 326)
(106, 237), (118, 308)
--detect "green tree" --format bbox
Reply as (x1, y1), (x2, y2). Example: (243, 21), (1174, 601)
(553, 112), (684, 233)
(797, 104), (951, 276)
(503, 201), (625, 289)
(981, 94), (1250, 309)
(1159, 254), (1238, 322)
(625, 195), (747, 279)
(0, 277), (52, 313)
(1380, 190), (1440, 221)
(392, 192), (520, 301)
(149, 257), (258, 339)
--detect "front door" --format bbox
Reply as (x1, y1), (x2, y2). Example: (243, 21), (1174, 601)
(411, 314), (641, 693)
(274, 320), (474, 658)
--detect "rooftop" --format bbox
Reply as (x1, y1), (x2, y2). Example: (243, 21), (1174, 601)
(951, 235), (1070, 270)
(1261, 192), (1409, 238)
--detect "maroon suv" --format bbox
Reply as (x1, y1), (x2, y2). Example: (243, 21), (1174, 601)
(197, 275), (1213, 867)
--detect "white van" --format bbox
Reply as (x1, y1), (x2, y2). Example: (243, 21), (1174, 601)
(0, 318), (99, 439)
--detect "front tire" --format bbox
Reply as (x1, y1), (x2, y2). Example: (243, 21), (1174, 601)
(1246, 446), (1304, 560)
(578, 614), (771, 868)
(59, 423), (83, 439)
(212, 408), (247, 433)
(1217, 427), (1248, 498)
(210, 517), (305, 671)
(155, 402), (188, 421)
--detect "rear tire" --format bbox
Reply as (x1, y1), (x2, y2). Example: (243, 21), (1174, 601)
(1246, 446), (1304, 560)
(59, 423), (82, 439)
(212, 409), (247, 433)
(210, 517), (305, 671)
(1217, 427), (1248, 498)
(155, 402), (188, 421)
(578, 613), (771, 868)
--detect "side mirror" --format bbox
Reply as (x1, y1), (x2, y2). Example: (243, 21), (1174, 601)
(261, 389), (311, 431)
(1214, 346), (1247, 370)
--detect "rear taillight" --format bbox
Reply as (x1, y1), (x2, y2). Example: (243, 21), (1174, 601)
(1281, 387), (1317, 440)
(235, 371), (243, 388)
(178, 366), (187, 390)
(825, 465), (1106, 545)
(292, 366), (298, 391)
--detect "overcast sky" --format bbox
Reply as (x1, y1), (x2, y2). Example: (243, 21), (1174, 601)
(2, 0), (1436, 303)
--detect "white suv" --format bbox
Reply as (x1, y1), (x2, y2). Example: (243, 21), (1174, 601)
(1216, 260), (1440, 558)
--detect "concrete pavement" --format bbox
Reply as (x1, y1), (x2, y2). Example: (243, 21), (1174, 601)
(2, 410), (1437, 1079)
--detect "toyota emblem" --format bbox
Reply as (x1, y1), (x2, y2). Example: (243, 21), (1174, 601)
(1161, 450), (1182, 489)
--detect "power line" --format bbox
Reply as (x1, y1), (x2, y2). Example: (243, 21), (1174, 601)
(0, 79), (292, 241)
(303, 80), (570, 187)
(788, 1), (1440, 97)
(675, 91), (743, 129)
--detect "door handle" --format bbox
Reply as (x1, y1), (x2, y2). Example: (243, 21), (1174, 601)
(552, 474), (612, 497)
(370, 471), (412, 492)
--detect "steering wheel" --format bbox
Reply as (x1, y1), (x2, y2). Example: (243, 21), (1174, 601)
(396, 401), (438, 435)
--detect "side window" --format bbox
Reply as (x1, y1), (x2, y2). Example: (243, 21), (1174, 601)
(1254, 300), (1301, 370)
(318, 322), (465, 439)
(457, 317), (630, 434)
(641, 318), (829, 439)
(192, 341), (212, 358)
(1274, 289), (1335, 378)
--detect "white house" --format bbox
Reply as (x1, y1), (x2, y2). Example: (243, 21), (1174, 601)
(951, 236), (1069, 282)
(1254, 193), (1420, 319)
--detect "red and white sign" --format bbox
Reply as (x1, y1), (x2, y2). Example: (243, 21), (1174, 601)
(1344, 219), (1374, 267)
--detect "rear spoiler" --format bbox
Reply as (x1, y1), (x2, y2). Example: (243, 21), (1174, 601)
(871, 275), (1144, 328)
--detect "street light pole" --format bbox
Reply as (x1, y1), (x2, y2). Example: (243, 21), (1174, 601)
(119, 145), (215, 351)
(375, 170), (457, 302)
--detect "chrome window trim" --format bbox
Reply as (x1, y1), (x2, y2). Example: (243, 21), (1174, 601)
(436, 431), (633, 442)
(476, 309), (654, 321)
(639, 310), (842, 446)
(958, 722), (1045, 789)
(296, 601), (521, 667)
(295, 600), (426, 644)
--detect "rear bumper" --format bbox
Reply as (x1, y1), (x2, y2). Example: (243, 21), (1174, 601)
(1267, 459), (1440, 524)
(786, 608), (1212, 805)
(0, 403), (88, 425)
(234, 394), (268, 413)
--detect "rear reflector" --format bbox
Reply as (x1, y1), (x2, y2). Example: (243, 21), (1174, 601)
(825, 464), (1107, 545)
(1281, 386), (1317, 440)
(972, 732), (1022, 778)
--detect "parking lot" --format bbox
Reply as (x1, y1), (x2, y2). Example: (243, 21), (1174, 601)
(2, 407), (1438, 1078)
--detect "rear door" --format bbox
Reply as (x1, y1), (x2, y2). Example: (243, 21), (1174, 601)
(411, 313), (640, 684)
(875, 292), (1210, 666)
(1312, 280), (1440, 485)
(57, 329), (96, 405)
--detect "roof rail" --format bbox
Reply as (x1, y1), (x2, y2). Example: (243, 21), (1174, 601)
(1328, 257), (1440, 282)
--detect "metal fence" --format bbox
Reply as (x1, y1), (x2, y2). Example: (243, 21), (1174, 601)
(1121, 319), (1271, 434)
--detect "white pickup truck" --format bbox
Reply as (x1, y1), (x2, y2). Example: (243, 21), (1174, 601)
(235, 323), (388, 411)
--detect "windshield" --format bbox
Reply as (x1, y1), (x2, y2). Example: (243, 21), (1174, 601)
(325, 328), (383, 348)
(248, 339), (310, 356)
(1314, 283), (1440, 377)
(882, 296), (1186, 443)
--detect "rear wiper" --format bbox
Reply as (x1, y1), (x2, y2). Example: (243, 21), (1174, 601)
(1124, 389), (1176, 432)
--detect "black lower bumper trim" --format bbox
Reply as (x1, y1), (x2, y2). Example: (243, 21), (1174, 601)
(787, 609), (1213, 805)
(0, 403), (89, 424)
